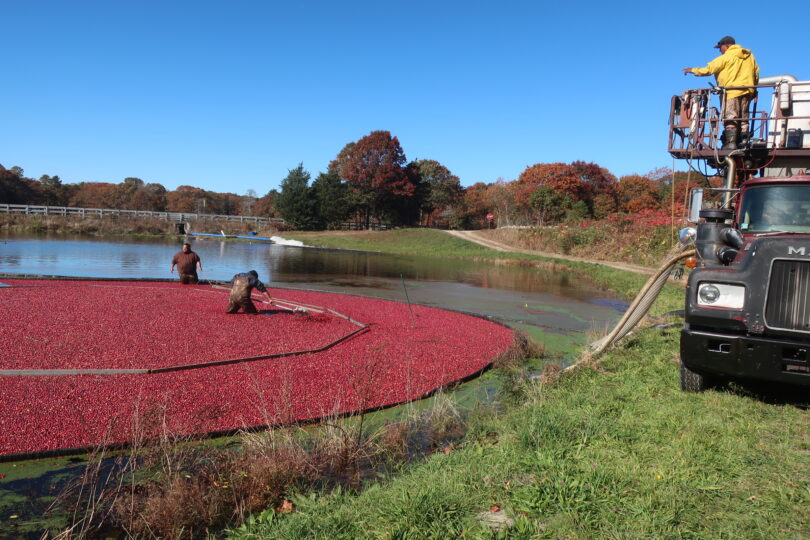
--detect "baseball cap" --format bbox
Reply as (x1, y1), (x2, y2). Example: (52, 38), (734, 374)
(714, 36), (735, 48)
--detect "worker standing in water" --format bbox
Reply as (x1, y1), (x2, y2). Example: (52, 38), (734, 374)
(682, 36), (759, 150)
(170, 242), (203, 284)
(226, 270), (274, 314)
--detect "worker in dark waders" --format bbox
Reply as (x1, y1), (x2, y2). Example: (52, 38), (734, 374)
(226, 270), (274, 314)
(170, 242), (202, 284)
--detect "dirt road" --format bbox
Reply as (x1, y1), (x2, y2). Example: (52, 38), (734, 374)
(445, 230), (657, 275)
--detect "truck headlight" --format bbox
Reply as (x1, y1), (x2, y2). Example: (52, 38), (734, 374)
(697, 283), (745, 309)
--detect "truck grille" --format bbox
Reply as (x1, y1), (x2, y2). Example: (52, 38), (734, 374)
(765, 260), (810, 332)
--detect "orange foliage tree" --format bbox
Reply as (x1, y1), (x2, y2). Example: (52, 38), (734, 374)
(572, 160), (618, 217)
(253, 190), (278, 217)
(166, 186), (207, 213)
(129, 183), (168, 211)
(0, 166), (39, 204)
(514, 163), (590, 224)
(617, 174), (661, 213)
(341, 130), (416, 227)
(516, 163), (585, 206)
(456, 182), (490, 228)
(68, 182), (119, 208)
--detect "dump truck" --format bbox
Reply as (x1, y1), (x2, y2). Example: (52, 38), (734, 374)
(668, 74), (810, 391)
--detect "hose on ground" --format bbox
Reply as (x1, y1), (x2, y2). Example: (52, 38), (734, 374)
(590, 247), (696, 356)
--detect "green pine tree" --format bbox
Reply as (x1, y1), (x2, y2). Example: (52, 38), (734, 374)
(276, 163), (316, 230)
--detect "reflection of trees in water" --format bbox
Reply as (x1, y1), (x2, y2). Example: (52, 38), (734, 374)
(474, 264), (579, 296)
(119, 251), (140, 269)
(269, 247), (590, 296)
(0, 255), (21, 266)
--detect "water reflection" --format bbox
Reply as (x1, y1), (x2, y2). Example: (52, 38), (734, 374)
(0, 254), (20, 266)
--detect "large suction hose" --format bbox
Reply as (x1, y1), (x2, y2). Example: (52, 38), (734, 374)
(590, 246), (696, 356)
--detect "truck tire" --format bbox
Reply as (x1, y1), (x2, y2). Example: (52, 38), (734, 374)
(680, 361), (712, 392)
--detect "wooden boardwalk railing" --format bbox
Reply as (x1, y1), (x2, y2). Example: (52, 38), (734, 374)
(0, 204), (284, 224)
(0, 204), (402, 230)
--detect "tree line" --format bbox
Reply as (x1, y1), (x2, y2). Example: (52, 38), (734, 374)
(272, 130), (716, 230)
(0, 166), (276, 217)
(1, 129), (715, 229)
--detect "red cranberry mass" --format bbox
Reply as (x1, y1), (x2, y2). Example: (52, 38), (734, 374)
(0, 280), (513, 457)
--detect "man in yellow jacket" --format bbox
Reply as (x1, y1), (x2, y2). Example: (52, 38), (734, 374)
(683, 36), (759, 149)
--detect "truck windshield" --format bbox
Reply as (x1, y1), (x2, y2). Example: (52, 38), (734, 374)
(739, 185), (810, 233)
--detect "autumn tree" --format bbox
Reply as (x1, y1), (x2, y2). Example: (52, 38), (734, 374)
(110, 177), (144, 208)
(518, 163), (585, 199)
(0, 166), (38, 204)
(167, 186), (207, 213)
(486, 180), (520, 227)
(515, 163), (587, 223)
(37, 175), (67, 206)
(60, 178), (166, 211)
(454, 182), (490, 229)
(572, 161), (617, 217)
(617, 174), (661, 213)
(341, 131), (415, 228)
(253, 190), (278, 218)
(382, 162), (421, 226)
(413, 159), (463, 226)
(129, 183), (167, 211)
(69, 182), (119, 208)
(327, 142), (356, 180)
(276, 164), (316, 230)
(215, 193), (244, 215)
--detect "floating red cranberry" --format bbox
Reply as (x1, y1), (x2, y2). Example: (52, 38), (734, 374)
(0, 280), (513, 457)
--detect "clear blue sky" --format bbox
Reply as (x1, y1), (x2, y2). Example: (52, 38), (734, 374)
(3, 1), (807, 195)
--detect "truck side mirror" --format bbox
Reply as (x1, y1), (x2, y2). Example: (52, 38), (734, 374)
(679, 227), (697, 246)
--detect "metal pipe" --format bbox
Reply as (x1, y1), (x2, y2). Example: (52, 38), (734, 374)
(758, 74), (798, 84)
(723, 156), (736, 207)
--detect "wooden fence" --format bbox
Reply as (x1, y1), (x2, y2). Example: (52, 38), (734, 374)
(0, 204), (401, 230)
(0, 204), (284, 224)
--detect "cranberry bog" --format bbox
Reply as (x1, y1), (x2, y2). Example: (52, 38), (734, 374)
(0, 279), (515, 459)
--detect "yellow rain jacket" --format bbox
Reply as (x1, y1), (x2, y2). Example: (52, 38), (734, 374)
(691, 44), (759, 98)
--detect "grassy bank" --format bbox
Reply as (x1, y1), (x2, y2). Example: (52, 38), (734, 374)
(483, 217), (681, 268)
(233, 328), (809, 539)
(291, 229), (499, 258)
(232, 229), (809, 539)
(292, 223), (680, 268)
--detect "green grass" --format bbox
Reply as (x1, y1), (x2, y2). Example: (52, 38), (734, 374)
(230, 229), (808, 539)
(231, 327), (809, 539)
(288, 229), (502, 258)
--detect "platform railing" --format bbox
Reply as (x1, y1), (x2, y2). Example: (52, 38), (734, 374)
(668, 80), (810, 157)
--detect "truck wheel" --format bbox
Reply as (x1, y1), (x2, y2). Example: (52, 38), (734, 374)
(680, 361), (712, 392)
